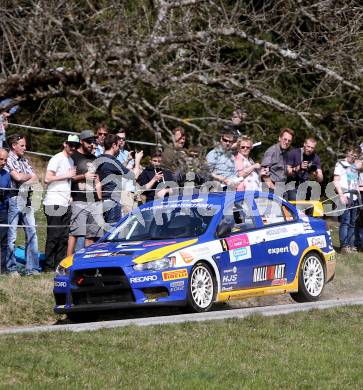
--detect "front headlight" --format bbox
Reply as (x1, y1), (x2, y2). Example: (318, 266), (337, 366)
(55, 264), (70, 276)
(133, 257), (172, 272)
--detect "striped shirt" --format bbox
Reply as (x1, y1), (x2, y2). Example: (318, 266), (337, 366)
(6, 150), (34, 189)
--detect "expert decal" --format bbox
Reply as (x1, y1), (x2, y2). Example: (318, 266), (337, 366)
(253, 264), (286, 283)
(268, 246), (288, 255)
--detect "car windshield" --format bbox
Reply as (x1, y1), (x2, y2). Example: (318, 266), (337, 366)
(105, 205), (216, 241)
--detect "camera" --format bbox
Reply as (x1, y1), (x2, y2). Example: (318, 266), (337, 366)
(307, 162), (318, 173)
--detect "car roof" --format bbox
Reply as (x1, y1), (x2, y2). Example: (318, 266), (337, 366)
(141, 191), (285, 208)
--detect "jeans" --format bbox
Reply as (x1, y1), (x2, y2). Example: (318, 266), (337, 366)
(0, 209), (8, 273)
(339, 199), (359, 248)
(44, 205), (71, 270)
(6, 196), (39, 273)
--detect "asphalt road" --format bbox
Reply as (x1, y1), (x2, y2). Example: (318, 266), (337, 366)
(0, 296), (362, 336)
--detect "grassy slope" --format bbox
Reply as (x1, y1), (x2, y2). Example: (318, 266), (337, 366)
(0, 306), (362, 389)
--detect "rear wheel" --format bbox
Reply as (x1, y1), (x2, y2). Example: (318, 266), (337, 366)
(187, 263), (216, 312)
(66, 311), (99, 323)
(290, 253), (325, 303)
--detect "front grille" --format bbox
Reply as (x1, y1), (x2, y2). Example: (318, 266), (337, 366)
(71, 267), (135, 305)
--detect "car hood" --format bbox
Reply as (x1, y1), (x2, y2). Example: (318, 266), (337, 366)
(73, 238), (198, 267)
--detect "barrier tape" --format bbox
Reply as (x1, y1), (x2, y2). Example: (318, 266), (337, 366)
(8, 122), (160, 146)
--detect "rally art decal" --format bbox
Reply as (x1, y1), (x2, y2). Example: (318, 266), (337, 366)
(253, 264), (286, 283)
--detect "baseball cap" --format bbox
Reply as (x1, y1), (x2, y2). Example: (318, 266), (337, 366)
(79, 129), (95, 141)
(67, 134), (80, 143)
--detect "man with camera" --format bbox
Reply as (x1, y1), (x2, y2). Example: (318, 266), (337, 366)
(116, 129), (143, 215)
(286, 136), (323, 201)
(6, 134), (40, 276)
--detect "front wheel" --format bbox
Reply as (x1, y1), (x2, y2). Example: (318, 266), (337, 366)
(186, 262), (216, 312)
(290, 253), (325, 303)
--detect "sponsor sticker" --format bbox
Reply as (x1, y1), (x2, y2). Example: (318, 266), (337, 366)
(223, 266), (237, 274)
(83, 252), (113, 258)
(289, 241), (299, 256)
(162, 268), (188, 281)
(266, 227), (288, 237)
(225, 234), (250, 249)
(130, 275), (158, 283)
(221, 286), (233, 292)
(253, 264), (286, 283)
(271, 278), (287, 286)
(326, 252), (336, 262)
(230, 247), (251, 262)
(180, 251), (194, 263)
(268, 246), (288, 255)
(307, 235), (327, 248)
(303, 221), (314, 233)
(54, 281), (67, 288)
(170, 281), (185, 287)
(222, 274), (237, 285)
(170, 280), (185, 291)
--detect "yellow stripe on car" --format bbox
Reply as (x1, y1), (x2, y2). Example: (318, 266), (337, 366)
(59, 255), (74, 269)
(133, 239), (198, 264)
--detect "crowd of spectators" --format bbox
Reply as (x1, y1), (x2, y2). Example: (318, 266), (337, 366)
(0, 109), (362, 276)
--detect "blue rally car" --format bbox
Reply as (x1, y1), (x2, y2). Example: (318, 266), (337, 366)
(54, 192), (336, 322)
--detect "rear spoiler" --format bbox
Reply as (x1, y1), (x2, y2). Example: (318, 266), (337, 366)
(290, 200), (324, 217)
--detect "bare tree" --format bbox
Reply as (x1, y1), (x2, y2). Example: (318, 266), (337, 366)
(0, 0), (362, 156)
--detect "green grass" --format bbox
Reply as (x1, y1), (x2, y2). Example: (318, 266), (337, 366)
(0, 306), (362, 389)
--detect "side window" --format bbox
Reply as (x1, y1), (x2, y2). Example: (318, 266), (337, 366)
(255, 197), (297, 226)
(231, 200), (257, 233)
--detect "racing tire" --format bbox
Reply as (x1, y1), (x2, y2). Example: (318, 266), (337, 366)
(186, 262), (217, 313)
(290, 252), (325, 303)
(66, 311), (99, 323)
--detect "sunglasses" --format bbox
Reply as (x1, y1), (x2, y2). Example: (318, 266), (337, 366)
(240, 146), (251, 150)
(222, 137), (234, 144)
(118, 137), (126, 141)
(67, 142), (80, 148)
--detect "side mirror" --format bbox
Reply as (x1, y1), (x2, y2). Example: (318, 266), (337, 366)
(216, 217), (233, 238)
